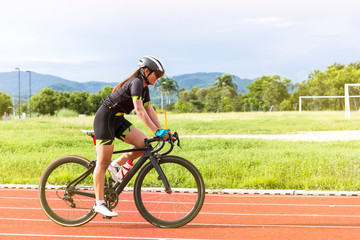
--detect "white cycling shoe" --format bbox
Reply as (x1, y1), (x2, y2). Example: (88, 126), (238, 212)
(93, 203), (118, 217)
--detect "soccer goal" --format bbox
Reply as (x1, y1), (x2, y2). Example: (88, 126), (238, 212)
(345, 83), (360, 119)
(299, 83), (360, 119)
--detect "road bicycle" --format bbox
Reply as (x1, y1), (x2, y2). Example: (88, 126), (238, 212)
(38, 130), (205, 228)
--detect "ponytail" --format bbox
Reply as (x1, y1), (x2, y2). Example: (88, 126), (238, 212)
(112, 69), (142, 92)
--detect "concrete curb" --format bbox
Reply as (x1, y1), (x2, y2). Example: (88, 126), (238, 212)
(1, 184), (360, 196)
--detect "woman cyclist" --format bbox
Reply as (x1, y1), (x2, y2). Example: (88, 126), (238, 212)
(93, 56), (170, 217)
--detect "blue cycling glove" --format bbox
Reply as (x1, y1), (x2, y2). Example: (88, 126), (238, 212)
(155, 129), (170, 138)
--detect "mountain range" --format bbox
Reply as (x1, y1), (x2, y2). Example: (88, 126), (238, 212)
(0, 71), (253, 99)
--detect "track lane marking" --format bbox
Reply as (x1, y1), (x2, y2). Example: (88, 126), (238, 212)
(3, 187), (360, 197)
(2, 218), (360, 229)
(2, 209), (360, 218)
(0, 218), (360, 230)
(2, 197), (360, 208)
(0, 233), (212, 240)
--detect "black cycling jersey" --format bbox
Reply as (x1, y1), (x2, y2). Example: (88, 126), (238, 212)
(101, 76), (151, 114)
(94, 76), (151, 145)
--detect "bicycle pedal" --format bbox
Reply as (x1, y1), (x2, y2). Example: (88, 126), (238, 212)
(103, 216), (112, 220)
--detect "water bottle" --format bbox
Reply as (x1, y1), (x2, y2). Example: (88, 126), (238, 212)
(117, 160), (133, 181)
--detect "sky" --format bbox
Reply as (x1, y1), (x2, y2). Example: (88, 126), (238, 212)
(1, 0), (360, 83)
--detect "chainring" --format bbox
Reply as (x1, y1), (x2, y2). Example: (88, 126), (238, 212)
(104, 186), (119, 209)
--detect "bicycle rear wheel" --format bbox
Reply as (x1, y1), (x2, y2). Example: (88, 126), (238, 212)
(133, 155), (205, 228)
(38, 155), (97, 227)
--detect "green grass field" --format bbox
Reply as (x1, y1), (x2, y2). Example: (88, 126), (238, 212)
(1, 111), (360, 190)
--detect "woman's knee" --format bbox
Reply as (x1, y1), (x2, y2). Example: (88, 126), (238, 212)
(124, 128), (147, 148)
(96, 145), (114, 168)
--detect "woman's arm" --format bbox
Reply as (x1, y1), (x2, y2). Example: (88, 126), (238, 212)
(133, 99), (158, 132)
(144, 104), (162, 129)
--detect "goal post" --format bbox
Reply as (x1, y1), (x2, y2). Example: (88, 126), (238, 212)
(344, 84), (360, 119)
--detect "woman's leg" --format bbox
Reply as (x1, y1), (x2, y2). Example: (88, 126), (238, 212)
(93, 144), (118, 217)
(94, 144), (114, 201)
(92, 106), (118, 216)
(114, 127), (147, 165)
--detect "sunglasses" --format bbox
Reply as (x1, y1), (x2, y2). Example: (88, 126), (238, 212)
(154, 70), (164, 78)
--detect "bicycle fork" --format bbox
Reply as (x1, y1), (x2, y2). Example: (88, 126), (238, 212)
(149, 155), (172, 194)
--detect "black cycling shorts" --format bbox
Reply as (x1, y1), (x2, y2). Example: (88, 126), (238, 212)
(93, 105), (134, 145)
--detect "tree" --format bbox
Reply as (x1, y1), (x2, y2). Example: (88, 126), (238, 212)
(243, 77), (266, 111)
(178, 89), (196, 102)
(221, 86), (240, 112)
(54, 91), (70, 110)
(242, 75), (292, 111)
(214, 74), (238, 90)
(291, 62), (360, 111)
(87, 93), (102, 114)
(214, 74), (239, 112)
(155, 76), (179, 110)
(31, 88), (57, 115)
(173, 99), (190, 113)
(262, 75), (292, 110)
(193, 88), (208, 103)
(68, 91), (90, 114)
(0, 92), (12, 116)
(174, 87), (208, 113)
(189, 99), (205, 112)
(204, 87), (222, 112)
(20, 103), (28, 115)
(99, 86), (113, 99)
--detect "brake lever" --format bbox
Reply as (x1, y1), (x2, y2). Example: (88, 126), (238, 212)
(173, 132), (182, 149)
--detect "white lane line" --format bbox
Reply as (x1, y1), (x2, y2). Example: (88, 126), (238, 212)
(3, 185), (360, 196)
(3, 208), (360, 218)
(1, 219), (360, 230)
(2, 197), (360, 208)
(189, 223), (360, 229)
(0, 196), (128, 202)
(0, 233), (211, 240)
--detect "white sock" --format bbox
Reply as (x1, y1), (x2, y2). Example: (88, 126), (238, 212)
(96, 200), (106, 206)
(111, 161), (120, 168)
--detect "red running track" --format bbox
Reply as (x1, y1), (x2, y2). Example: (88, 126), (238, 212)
(1, 188), (360, 240)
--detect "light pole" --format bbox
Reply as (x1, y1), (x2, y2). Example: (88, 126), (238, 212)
(26, 70), (32, 118)
(15, 68), (20, 117)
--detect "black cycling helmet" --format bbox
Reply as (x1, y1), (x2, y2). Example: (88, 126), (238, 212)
(138, 56), (165, 73)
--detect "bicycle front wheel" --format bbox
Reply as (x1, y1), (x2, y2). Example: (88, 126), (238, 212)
(38, 155), (97, 227)
(133, 155), (205, 228)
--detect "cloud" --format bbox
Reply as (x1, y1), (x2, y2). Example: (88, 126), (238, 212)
(243, 17), (282, 23)
(242, 17), (294, 27)
(0, 0), (359, 83)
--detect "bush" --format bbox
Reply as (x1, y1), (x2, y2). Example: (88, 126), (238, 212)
(164, 103), (175, 112)
(57, 108), (78, 117)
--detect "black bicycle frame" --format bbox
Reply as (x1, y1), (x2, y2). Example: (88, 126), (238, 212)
(69, 144), (171, 198)
(113, 152), (170, 194)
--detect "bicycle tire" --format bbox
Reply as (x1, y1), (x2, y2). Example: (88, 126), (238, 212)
(133, 155), (205, 228)
(38, 155), (97, 227)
